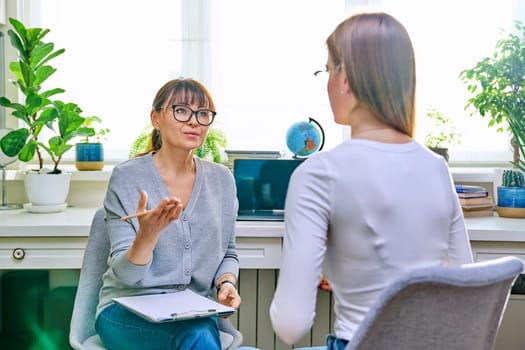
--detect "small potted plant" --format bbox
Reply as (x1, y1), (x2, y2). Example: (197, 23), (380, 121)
(0, 18), (94, 210)
(496, 169), (525, 218)
(424, 106), (461, 162)
(75, 116), (110, 171)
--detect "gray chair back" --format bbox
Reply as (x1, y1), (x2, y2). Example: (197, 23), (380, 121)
(346, 256), (524, 350)
(69, 207), (243, 349)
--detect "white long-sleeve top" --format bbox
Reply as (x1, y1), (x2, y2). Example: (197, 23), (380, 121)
(270, 139), (473, 344)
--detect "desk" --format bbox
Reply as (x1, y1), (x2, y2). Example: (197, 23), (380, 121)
(1, 207), (525, 270)
(1, 208), (524, 350)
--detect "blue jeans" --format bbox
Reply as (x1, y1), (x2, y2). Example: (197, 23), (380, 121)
(95, 303), (221, 350)
(295, 333), (349, 350)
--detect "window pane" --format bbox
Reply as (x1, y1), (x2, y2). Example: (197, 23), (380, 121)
(29, 0), (183, 161)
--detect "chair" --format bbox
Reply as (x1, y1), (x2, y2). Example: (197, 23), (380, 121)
(69, 207), (243, 349)
(344, 256), (524, 350)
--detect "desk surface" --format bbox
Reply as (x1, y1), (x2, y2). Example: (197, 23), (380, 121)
(0, 207), (523, 240)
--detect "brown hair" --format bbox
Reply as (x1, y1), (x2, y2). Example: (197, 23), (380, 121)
(326, 12), (416, 137)
(138, 78), (216, 156)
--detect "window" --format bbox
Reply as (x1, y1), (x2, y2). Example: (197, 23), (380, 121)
(8, 0), (523, 165)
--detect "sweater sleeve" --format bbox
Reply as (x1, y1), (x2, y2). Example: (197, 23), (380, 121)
(103, 158), (154, 285)
(270, 156), (331, 344)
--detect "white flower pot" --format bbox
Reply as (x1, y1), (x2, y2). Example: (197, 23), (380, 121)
(24, 172), (72, 206)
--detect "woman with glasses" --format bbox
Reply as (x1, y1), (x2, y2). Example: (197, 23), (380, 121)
(270, 13), (473, 349)
(95, 78), (241, 350)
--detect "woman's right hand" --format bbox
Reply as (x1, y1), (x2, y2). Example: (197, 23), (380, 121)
(128, 190), (183, 265)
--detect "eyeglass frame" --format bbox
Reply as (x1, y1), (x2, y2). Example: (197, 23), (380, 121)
(313, 64), (341, 77)
(169, 104), (217, 126)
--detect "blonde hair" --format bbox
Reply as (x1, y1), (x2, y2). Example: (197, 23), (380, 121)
(326, 12), (416, 137)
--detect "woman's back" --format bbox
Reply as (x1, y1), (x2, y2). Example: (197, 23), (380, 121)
(271, 140), (472, 343)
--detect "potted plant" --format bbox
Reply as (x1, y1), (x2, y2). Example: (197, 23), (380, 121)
(129, 124), (227, 164)
(424, 105), (461, 162)
(460, 20), (525, 218)
(496, 169), (525, 218)
(0, 18), (94, 210)
(75, 116), (110, 171)
(460, 20), (525, 173)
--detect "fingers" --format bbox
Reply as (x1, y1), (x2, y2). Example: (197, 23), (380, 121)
(137, 190), (148, 213)
(218, 284), (242, 309)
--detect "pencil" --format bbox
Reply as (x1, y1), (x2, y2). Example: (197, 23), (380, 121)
(120, 211), (150, 221)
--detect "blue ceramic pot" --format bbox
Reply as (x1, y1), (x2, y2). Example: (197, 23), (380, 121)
(75, 143), (104, 170)
(497, 187), (525, 208)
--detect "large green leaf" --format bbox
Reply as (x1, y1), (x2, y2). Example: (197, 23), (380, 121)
(0, 128), (29, 157)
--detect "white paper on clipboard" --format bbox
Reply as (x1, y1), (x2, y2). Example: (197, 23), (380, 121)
(113, 289), (235, 322)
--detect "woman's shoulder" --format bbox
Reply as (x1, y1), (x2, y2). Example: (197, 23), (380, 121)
(111, 154), (153, 178)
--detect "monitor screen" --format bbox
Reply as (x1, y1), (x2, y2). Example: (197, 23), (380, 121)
(233, 158), (304, 220)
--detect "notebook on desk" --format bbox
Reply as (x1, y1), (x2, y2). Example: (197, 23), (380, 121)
(233, 158), (304, 221)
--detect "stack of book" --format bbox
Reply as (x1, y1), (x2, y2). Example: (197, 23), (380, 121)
(455, 184), (494, 217)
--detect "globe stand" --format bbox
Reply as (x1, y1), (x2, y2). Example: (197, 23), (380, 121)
(0, 128), (23, 210)
(0, 164), (22, 210)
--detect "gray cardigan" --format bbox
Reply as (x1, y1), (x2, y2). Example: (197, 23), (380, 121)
(96, 153), (239, 316)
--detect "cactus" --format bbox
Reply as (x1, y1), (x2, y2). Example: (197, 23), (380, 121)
(502, 170), (525, 187)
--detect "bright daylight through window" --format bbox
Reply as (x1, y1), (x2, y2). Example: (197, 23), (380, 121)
(11, 0), (522, 166)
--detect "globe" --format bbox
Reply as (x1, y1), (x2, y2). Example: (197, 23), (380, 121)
(285, 117), (325, 158)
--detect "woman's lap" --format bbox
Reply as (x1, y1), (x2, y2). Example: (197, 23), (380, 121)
(95, 303), (221, 350)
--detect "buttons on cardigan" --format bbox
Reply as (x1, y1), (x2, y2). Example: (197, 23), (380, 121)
(185, 269), (191, 276)
(184, 242), (191, 249)
(177, 285), (185, 290)
(181, 214), (188, 221)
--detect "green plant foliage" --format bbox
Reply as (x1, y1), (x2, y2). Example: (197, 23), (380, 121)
(0, 18), (95, 173)
(424, 106), (461, 148)
(79, 116), (110, 143)
(502, 169), (525, 187)
(128, 124), (153, 159)
(128, 125), (227, 163)
(460, 20), (525, 172)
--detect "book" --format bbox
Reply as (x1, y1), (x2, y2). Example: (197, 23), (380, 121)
(459, 196), (493, 206)
(462, 208), (494, 217)
(457, 191), (489, 198)
(113, 289), (235, 323)
(455, 184), (487, 193)
(462, 204), (495, 211)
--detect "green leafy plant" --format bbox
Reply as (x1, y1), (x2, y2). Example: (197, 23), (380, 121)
(129, 125), (227, 163)
(0, 17), (94, 174)
(424, 106), (461, 148)
(78, 116), (110, 143)
(460, 20), (525, 172)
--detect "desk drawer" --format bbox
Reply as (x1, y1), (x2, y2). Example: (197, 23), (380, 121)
(471, 241), (525, 272)
(237, 237), (282, 269)
(0, 237), (87, 269)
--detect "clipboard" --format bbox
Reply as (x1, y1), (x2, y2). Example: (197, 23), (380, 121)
(113, 289), (235, 322)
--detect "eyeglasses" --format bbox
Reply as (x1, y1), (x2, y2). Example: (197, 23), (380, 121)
(314, 66), (340, 90)
(170, 104), (216, 126)
(314, 69), (330, 90)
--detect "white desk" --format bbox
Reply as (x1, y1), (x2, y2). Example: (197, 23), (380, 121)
(1, 207), (524, 270)
(1, 207), (524, 350)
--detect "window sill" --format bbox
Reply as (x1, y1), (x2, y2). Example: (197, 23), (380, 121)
(5, 166), (499, 184)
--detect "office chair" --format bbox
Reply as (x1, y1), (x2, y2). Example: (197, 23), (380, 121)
(344, 256), (523, 350)
(69, 207), (244, 349)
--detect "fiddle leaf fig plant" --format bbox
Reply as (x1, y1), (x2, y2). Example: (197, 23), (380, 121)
(0, 17), (94, 174)
(460, 20), (525, 172)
